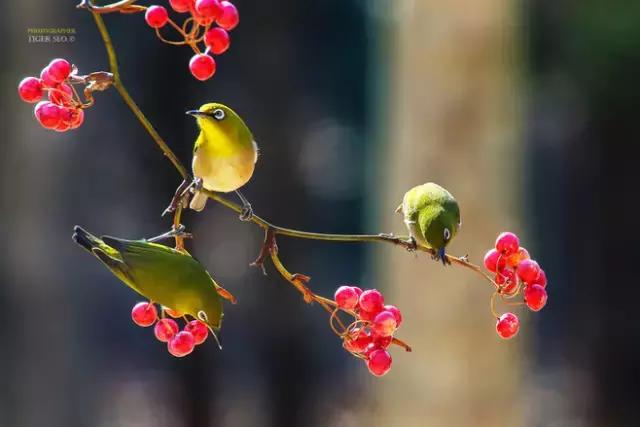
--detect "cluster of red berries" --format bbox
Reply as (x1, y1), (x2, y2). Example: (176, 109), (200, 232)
(334, 286), (403, 377)
(144, 0), (239, 81)
(483, 232), (549, 339)
(131, 301), (210, 357)
(18, 58), (85, 132)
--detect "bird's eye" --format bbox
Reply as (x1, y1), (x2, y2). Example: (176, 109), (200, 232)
(212, 109), (225, 120)
(197, 310), (208, 322)
(444, 228), (451, 241)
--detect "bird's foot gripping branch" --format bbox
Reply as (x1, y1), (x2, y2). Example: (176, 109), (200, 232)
(17, 0), (550, 377)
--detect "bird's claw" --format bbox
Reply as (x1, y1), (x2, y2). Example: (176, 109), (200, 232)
(406, 236), (418, 252)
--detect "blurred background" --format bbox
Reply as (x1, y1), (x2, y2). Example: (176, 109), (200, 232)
(1, 0), (639, 426)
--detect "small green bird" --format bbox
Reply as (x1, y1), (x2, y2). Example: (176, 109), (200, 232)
(396, 182), (462, 265)
(186, 103), (258, 218)
(72, 226), (223, 331)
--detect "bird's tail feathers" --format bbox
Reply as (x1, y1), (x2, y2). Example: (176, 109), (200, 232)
(190, 191), (208, 211)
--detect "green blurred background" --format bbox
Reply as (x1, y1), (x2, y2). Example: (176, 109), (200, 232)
(1, 0), (639, 426)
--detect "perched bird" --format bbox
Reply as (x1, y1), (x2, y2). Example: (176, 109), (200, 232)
(72, 226), (223, 331)
(396, 182), (461, 264)
(186, 103), (258, 218)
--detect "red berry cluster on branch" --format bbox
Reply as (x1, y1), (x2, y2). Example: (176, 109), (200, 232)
(18, 59), (86, 132)
(131, 301), (211, 357)
(143, 0), (239, 81)
(483, 232), (549, 339)
(333, 286), (403, 377)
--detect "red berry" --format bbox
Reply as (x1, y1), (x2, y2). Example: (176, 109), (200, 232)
(367, 349), (392, 376)
(374, 334), (392, 349)
(383, 305), (402, 327)
(189, 54), (216, 81)
(195, 0), (223, 19)
(495, 232), (520, 256)
(168, 331), (196, 357)
(343, 328), (372, 353)
(185, 320), (209, 345)
(358, 308), (379, 322)
(40, 67), (57, 87)
(54, 120), (71, 133)
(170, 0), (192, 13)
(506, 247), (530, 268)
(145, 5), (169, 28)
(204, 27), (230, 55)
(483, 249), (506, 273)
(34, 101), (62, 129)
(359, 289), (384, 313)
(47, 59), (72, 83)
(524, 284), (548, 311)
(536, 269), (547, 288)
(334, 286), (359, 310)
(495, 312), (519, 339)
(131, 301), (158, 327)
(163, 306), (183, 318)
(216, 1), (239, 30)
(496, 269), (517, 294)
(69, 108), (85, 129)
(517, 259), (541, 284)
(154, 318), (179, 342)
(18, 77), (43, 103)
(372, 310), (397, 337)
(352, 286), (363, 297)
(49, 83), (74, 106)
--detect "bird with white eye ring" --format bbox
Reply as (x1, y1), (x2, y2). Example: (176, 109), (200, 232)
(396, 182), (461, 265)
(183, 102), (259, 220)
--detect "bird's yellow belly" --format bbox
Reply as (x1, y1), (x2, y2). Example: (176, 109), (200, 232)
(193, 146), (256, 193)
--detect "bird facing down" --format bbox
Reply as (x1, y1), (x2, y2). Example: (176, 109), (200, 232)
(72, 226), (223, 331)
(397, 182), (461, 264)
(186, 103), (258, 213)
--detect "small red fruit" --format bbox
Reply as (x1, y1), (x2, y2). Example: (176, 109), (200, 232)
(154, 318), (179, 342)
(169, 0), (192, 13)
(483, 249), (506, 273)
(524, 284), (548, 311)
(507, 247), (530, 268)
(352, 286), (363, 297)
(69, 108), (84, 129)
(54, 120), (71, 133)
(145, 5), (169, 28)
(374, 334), (392, 349)
(189, 54), (216, 81)
(334, 286), (359, 310)
(34, 101), (62, 129)
(204, 27), (230, 55)
(358, 289), (384, 313)
(40, 67), (57, 87)
(18, 77), (43, 103)
(185, 320), (209, 345)
(517, 259), (541, 284)
(495, 232), (520, 256)
(367, 349), (392, 376)
(195, 0), (223, 19)
(49, 83), (74, 106)
(372, 310), (397, 337)
(496, 269), (517, 294)
(343, 328), (372, 353)
(131, 302), (158, 327)
(168, 331), (196, 357)
(383, 305), (402, 327)
(496, 312), (519, 339)
(216, 1), (239, 30)
(536, 269), (547, 288)
(47, 59), (72, 83)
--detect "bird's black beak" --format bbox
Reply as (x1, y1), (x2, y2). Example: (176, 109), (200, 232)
(438, 247), (448, 266)
(185, 110), (207, 117)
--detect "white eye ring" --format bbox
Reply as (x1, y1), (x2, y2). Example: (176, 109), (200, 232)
(444, 228), (451, 241)
(212, 109), (225, 120)
(197, 310), (208, 322)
